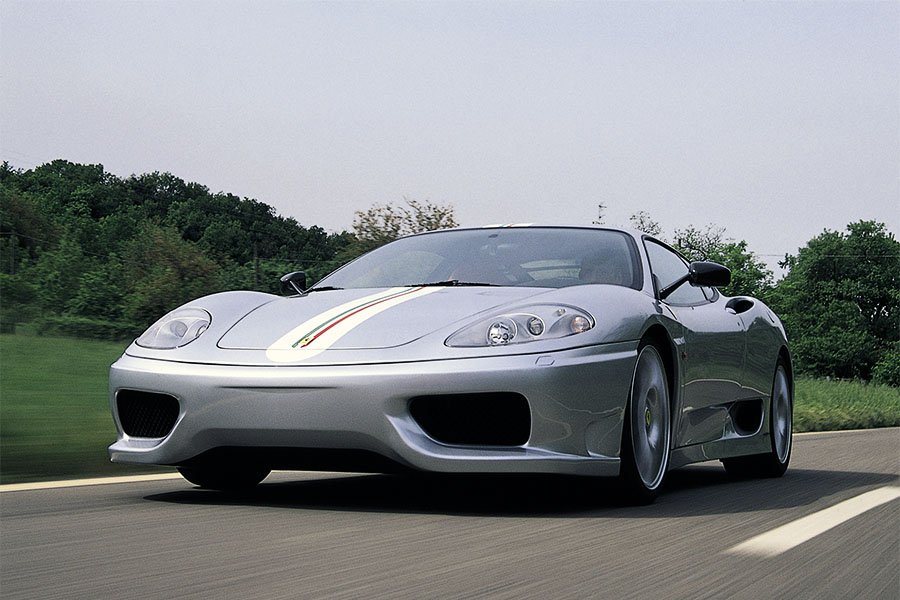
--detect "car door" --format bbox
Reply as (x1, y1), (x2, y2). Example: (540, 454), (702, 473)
(643, 240), (746, 447)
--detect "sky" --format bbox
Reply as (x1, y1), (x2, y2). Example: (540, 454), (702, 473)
(1, 1), (898, 274)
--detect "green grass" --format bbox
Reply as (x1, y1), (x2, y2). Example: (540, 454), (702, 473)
(1, 333), (898, 484)
(794, 378), (900, 433)
(0, 333), (172, 484)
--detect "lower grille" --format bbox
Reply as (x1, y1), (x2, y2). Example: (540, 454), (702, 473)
(116, 390), (180, 438)
(408, 393), (531, 446)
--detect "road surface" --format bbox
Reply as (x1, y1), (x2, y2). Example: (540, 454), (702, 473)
(1, 428), (897, 599)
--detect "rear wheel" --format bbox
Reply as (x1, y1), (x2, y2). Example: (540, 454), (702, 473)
(722, 358), (792, 478)
(618, 343), (671, 504)
(177, 462), (270, 491)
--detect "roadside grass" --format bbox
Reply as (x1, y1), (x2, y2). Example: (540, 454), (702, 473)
(0, 333), (172, 484)
(794, 378), (900, 433)
(1, 332), (898, 484)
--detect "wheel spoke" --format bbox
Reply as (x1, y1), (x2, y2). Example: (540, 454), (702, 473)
(772, 366), (791, 463)
(630, 346), (670, 490)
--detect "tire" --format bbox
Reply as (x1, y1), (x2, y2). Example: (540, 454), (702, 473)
(618, 343), (672, 504)
(177, 462), (270, 491)
(722, 358), (792, 478)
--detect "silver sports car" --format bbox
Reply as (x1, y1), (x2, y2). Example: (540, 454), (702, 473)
(109, 225), (792, 502)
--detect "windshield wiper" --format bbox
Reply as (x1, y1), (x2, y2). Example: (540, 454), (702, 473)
(414, 280), (497, 287)
(304, 286), (344, 293)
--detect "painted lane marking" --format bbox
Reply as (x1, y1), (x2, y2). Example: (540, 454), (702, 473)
(726, 486), (900, 557)
(0, 470), (345, 493)
(793, 427), (900, 437)
(266, 286), (441, 363)
(0, 473), (184, 493)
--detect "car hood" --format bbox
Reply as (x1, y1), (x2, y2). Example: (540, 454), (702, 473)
(217, 286), (555, 358)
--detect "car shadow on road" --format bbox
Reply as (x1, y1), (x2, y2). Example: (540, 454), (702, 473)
(145, 465), (898, 518)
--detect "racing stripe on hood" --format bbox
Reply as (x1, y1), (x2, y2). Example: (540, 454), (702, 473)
(266, 286), (441, 362)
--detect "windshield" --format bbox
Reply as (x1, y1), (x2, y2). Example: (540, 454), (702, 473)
(316, 227), (642, 290)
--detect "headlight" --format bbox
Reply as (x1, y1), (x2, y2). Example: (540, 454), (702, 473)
(135, 308), (211, 349)
(446, 305), (594, 347)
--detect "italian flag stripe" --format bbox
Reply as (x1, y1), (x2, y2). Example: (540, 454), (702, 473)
(291, 286), (426, 348)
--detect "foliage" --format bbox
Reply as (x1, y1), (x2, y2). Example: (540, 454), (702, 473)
(871, 344), (900, 387)
(0, 273), (38, 327)
(34, 315), (142, 341)
(628, 210), (662, 236)
(340, 197), (458, 261)
(67, 257), (127, 321)
(0, 183), (61, 261)
(670, 224), (774, 298)
(0, 160), (355, 333)
(671, 223), (728, 262)
(768, 221), (899, 380)
(0, 158), (894, 389)
(0, 160), (459, 335)
(118, 223), (221, 325)
(704, 240), (774, 299)
(627, 214), (773, 299)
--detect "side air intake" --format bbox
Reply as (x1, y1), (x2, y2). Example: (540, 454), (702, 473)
(408, 393), (531, 446)
(116, 390), (180, 438)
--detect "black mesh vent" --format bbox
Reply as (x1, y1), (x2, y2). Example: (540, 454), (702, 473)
(116, 390), (180, 438)
(408, 393), (531, 446)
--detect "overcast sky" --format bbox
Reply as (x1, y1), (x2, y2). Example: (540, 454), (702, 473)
(2, 1), (897, 272)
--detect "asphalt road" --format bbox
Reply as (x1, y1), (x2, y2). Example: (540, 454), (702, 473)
(2, 428), (898, 599)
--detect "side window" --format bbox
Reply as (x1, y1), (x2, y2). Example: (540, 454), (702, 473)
(644, 241), (708, 305)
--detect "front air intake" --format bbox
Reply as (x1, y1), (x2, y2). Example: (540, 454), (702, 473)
(116, 390), (180, 438)
(408, 393), (531, 446)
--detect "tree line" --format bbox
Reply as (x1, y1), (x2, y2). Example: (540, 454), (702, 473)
(1, 160), (896, 384)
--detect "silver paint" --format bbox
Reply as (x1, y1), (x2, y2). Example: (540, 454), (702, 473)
(108, 226), (790, 477)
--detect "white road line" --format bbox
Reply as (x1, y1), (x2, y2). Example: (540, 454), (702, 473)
(793, 427), (899, 438)
(0, 473), (184, 493)
(0, 470), (329, 493)
(726, 486), (900, 558)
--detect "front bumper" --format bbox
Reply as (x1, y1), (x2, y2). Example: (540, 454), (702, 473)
(108, 342), (638, 476)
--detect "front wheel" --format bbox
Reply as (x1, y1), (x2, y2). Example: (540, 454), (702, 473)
(178, 462), (271, 491)
(618, 344), (671, 504)
(722, 359), (792, 478)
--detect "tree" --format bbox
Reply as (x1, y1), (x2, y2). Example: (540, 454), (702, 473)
(628, 211), (662, 236)
(672, 225), (773, 299)
(627, 213), (773, 298)
(704, 240), (774, 300)
(119, 224), (221, 326)
(24, 231), (92, 313)
(0, 273), (37, 330)
(767, 221), (899, 380)
(341, 198), (458, 260)
(0, 185), (61, 271)
(66, 257), (127, 321)
(672, 224), (728, 262)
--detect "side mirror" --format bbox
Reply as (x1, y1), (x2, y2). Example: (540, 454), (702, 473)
(280, 271), (307, 295)
(688, 261), (730, 288)
(659, 261), (730, 300)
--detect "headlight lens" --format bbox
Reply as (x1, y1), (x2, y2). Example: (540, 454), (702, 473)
(446, 305), (594, 347)
(135, 308), (211, 349)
